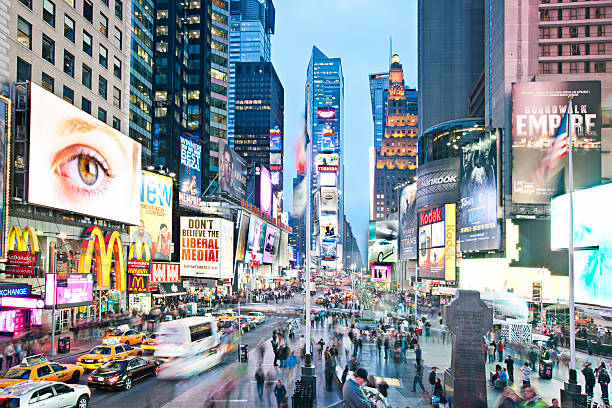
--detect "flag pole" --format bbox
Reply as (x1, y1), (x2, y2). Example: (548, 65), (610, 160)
(567, 96), (576, 373)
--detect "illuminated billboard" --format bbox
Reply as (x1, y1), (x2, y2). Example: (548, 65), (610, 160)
(399, 183), (417, 260)
(270, 127), (282, 151)
(255, 166), (273, 215)
(551, 183), (612, 307)
(28, 83), (142, 224)
(130, 171), (172, 261)
(235, 212), (250, 262)
(371, 265), (391, 283)
(319, 173), (336, 187)
(245, 215), (266, 266)
(218, 139), (247, 200)
(0, 96), (9, 260)
(512, 81), (601, 204)
(418, 204), (456, 281)
(180, 217), (234, 279)
(368, 220), (398, 263)
(459, 129), (500, 251)
(316, 153), (339, 173)
(320, 213), (338, 241)
(263, 224), (280, 264)
(416, 158), (459, 210)
(317, 107), (336, 123)
(45, 273), (94, 308)
(179, 136), (202, 209)
(320, 187), (338, 213)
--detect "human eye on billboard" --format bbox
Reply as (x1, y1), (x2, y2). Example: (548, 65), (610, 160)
(28, 83), (141, 225)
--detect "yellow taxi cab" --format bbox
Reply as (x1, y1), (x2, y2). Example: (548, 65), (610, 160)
(102, 327), (147, 346)
(314, 298), (325, 304)
(141, 333), (159, 352)
(76, 341), (143, 370)
(0, 355), (84, 388)
(219, 311), (238, 321)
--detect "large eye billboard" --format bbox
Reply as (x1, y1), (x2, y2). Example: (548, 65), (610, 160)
(512, 81), (601, 204)
(28, 83), (141, 224)
(418, 204), (456, 281)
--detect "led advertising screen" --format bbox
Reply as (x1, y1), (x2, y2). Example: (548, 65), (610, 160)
(263, 224), (280, 264)
(317, 107), (336, 123)
(270, 127), (282, 151)
(179, 136), (202, 209)
(512, 81), (601, 204)
(320, 213), (338, 241)
(28, 83), (142, 224)
(551, 183), (612, 307)
(256, 166), (273, 215)
(316, 153), (339, 173)
(235, 212), (250, 262)
(245, 216), (266, 266)
(416, 158), (460, 210)
(0, 96), (9, 260)
(320, 240), (337, 259)
(371, 265), (391, 283)
(218, 139), (247, 200)
(418, 204), (456, 281)
(368, 220), (398, 263)
(45, 273), (94, 308)
(180, 217), (234, 279)
(130, 171), (172, 261)
(319, 173), (337, 187)
(459, 129), (500, 251)
(320, 187), (338, 213)
(399, 183), (417, 260)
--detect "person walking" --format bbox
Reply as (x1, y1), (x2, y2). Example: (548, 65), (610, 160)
(412, 363), (426, 393)
(521, 361), (532, 388)
(4, 343), (15, 368)
(357, 336), (363, 359)
(384, 337), (390, 360)
(324, 354), (335, 392)
(376, 336), (382, 359)
(582, 362), (596, 402)
(497, 340), (504, 362)
(318, 338), (325, 359)
(342, 368), (375, 408)
(428, 367), (437, 393)
(255, 365), (265, 399)
(504, 354), (515, 383)
(415, 343), (422, 367)
(597, 362), (610, 405)
(273, 379), (287, 408)
(271, 336), (279, 367)
(487, 343), (495, 364)
(528, 347), (538, 370)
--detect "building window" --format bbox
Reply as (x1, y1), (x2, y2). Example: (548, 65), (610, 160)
(594, 62), (606, 73)
(598, 43), (606, 55)
(569, 26), (578, 38)
(570, 62), (578, 73)
(17, 17), (32, 49)
(16, 58), (31, 82)
(64, 15), (75, 42)
(585, 61), (590, 73)
(595, 8), (605, 19)
(571, 44), (580, 55)
(82, 64), (92, 88)
(113, 56), (121, 78)
(62, 85), (74, 104)
(83, 30), (92, 55)
(597, 25), (605, 37)
(82, 97), (91, 113)
(63, 50), (75, 77)
(112, 116), (120, 130)
(41, 72), (54, 92)
(112, 86), (121, 108)
(113, 27), (122, 49)
(41, 34), (55, 64)
(100, 13), (108, 36)
(19, 0), (32, 9)
(569, 8), (578, 20)
(43, 0), (56, 27)
(558, 62), (563, 74)
(83, 0), (93, 23)
(98, 107), (107, 122)
(114, 0), (122, 20)
(99, 45), (108, 68)
(98, 76), (107, 99)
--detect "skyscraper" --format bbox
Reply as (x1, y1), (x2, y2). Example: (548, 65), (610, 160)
(306, 46), (344, 270)
(369, 72), (389, 151)
(228, 0), (275, 147)
(372, 55), (418, 220)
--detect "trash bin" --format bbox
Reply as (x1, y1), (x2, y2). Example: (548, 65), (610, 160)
(539, 359), (553, 379)
(239, 344), (248, 362)
(57, 336), (71, 354)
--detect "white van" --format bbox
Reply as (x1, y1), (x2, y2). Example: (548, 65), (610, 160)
(154, 316), (219, 359)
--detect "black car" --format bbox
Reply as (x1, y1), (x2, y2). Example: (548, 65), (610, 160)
(87, 357), (158, 390)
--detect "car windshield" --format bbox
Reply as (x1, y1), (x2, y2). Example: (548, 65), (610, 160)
(100, 361), (127, 371)
(149, 333), (157, 340)
(2, 369), (30, 379)
(91, 347), (112, 355)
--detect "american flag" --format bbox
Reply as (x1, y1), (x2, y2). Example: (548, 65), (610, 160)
(535, 106), (570, 184)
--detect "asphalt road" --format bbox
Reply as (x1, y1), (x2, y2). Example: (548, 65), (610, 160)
(57, 301), (300, 408)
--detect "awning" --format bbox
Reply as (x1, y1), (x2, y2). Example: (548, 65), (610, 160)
(153, 282), (187, 298)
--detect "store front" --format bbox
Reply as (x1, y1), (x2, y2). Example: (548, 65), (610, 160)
(0, 295), (44, 337)
(153, 282), (187, 308)
(128, 293), (152, 313)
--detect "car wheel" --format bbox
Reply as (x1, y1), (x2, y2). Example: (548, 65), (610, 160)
(76, 395), (89, 408)
(377, 252), (383, 262)
(71, 371), (80, 383)
(124, 377), (132, 390)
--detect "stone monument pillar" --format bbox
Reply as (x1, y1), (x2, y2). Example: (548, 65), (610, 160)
(444, 290), (493, 407)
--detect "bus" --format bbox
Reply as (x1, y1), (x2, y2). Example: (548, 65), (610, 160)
(155, 316), (220, 359)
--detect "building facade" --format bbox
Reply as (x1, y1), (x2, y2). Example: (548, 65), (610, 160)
(369, 72), (389, 151)
(228, 0), (274, 147)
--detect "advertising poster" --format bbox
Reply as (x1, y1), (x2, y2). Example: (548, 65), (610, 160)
(256, 166), (273, 215)
(130, 170), (172, 261)
(45, 274), (94, 308)
(512, 81), (601, 204)
(320, 187), (338, 213)
(318, 173), (337, 187)
(416, 158), (460, 210)
(218, 138), (247, 200)
(551, 183), (611, 307)
(459, 129), (499, 252)
(28, 83), (142, 225)
(316, 153), (339, 173)
(371, 265), (391, 283)
(150, 262), (180, 283)
(180, 217), (234, 279)
(320, 240), (337, 259)
(320, 213), (338, 241)
(317, 107), (336, 123)
(235, 212), (250, 262)
(0, 96), (9, 260)
(179, 136), (202, 209)
(368, 219), (398, 263)
(417, 204), (456, 281)
(399, 183), (417, 260)
(246, 216), (266, 266)
(263, 224), (280, 264)
(270, 127), (282, 151)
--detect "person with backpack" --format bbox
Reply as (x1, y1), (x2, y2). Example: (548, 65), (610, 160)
(582, 362), (596, 401)
(597, 362), (610, 405)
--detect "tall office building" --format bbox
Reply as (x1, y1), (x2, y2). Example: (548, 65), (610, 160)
(130, 0), (154, 165)
(228, 0), (275, 147)
(152, 0), (229, 186)
(369, 72), (389, 150)
(306, 46), (344, 269)
(417, 0), (485, 135)
(372, 55), (418, 220)
(233, 61), (284, 204)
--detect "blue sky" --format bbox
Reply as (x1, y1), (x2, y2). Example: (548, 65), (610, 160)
(272, 0), (417, 261)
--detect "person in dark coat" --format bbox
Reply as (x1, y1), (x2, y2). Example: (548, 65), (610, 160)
(505, 355), (515, 383)
(274, 379), (287, 408)
(582, 362), (596, 400)
(324, 355), (335, 392)
(428, 367), (437, 392)
(412, 363), (425, 393)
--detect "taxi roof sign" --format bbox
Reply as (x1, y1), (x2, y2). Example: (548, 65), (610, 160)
(102, 337), (120, 346)
(20, 354), (47, 367)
